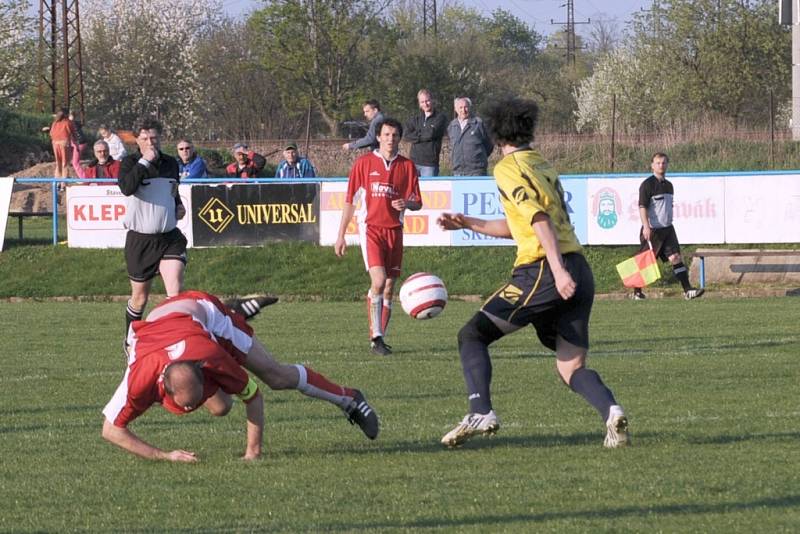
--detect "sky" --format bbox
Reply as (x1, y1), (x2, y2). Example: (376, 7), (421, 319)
(221, 0), (652, 37)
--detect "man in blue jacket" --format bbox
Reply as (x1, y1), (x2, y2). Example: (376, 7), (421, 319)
(275, 141), (317, 178)
(176, 139), (208, 179)
(447, 96), (493, 176)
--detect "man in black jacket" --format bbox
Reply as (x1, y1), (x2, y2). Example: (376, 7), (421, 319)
(404, 89), (448, 176)
(118, 117), (187, 356)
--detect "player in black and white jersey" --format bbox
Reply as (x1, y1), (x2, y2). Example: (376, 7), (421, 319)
(633, 152), (704, 300)
(118, 118), (187, 355)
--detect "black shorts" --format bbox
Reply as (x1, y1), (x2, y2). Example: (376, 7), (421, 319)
(640, 225), (680, 261)
(125, 228), (188, 282)
(481, 252), (594, 351)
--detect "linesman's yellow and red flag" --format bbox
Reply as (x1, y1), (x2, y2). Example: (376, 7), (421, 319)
(616, 247), (661, 288)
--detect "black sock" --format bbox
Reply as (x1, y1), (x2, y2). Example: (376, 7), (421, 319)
(125, 301), (143, 342)
(569, 367), (618, 422)
(672, 262), (691, 291)
(458, 314), (504, 414)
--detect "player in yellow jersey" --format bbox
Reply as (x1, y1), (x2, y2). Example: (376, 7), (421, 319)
(437, 97), (629, 449)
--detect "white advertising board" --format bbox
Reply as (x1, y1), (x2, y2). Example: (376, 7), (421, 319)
(587, 176), (726, 244)
(318, 181), (453, 246)
(0, 177), (13, 252)
(66, 185), (193, 248)
(724, 174), (800, 243)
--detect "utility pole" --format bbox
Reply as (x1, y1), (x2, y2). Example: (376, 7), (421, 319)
(422, 0), (437, 37)
(780, 0), (800, 140)
(36, 0), (86, 121)
(551, 0), (590, 66)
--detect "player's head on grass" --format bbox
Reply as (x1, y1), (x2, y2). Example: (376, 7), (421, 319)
(162, 360), (204, 411)
(485, 97), (540, 148)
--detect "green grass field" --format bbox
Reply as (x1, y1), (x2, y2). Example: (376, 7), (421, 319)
(1, 298), (798, 532)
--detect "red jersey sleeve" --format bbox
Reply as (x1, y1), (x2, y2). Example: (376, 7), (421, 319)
(403, 161), (422, 204)
(345, 157), (366, 204)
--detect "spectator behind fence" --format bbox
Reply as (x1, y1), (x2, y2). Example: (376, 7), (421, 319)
(176, 139), (208, 179)
(404, 89), (448, 177)
(48, 107), (77, 181)
(342, 99), (384, 152)
(69, 111), (89, 171)
(226, 143), (266, 178)
(98, 125), (128, 162)
(72, 140), (120, 184)
(447, 96), (493, 176)
(275, 141), (316, 178)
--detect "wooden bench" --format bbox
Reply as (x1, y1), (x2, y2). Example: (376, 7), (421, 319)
(690, 250), (800, 288)
(7, 211), (53, 240)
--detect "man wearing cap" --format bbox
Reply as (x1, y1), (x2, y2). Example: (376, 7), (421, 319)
(226, 143), (267, 178)
(275, 142), (317, 178)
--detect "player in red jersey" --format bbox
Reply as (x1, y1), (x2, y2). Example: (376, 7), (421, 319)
(101, 290), (379, 462)
(335, 118), (422, 356)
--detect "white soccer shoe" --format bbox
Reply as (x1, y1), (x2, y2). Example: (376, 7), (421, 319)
(604, 406), (630, 448)
(684, 288), (705, 300)
(441, 410), (500, 448)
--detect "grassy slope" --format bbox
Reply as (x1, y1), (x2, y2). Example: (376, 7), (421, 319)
(4, 217), (799, 299)
(1, 298), (798, 532)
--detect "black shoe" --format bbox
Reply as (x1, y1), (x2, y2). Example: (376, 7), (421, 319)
(632, 290), (646, 300)
(344, 389), (379, 440)
(225, 295), (279, 321)
(370, 336), (392, 356)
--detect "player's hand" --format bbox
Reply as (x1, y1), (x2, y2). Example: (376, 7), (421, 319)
(164, 449), (198, 463)
(141, 147), (158, 162)
(341, 142), (350, 150)
(176, 204), (186, 220)
(437, 212), (466, 231)
(642, 226), (652, 241)
(334, 237), (347, 257)
(391, 198), (406, 211)
(553, 268), (576, 300)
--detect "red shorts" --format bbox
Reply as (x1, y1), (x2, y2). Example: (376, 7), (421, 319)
(360, 224), (403, 277)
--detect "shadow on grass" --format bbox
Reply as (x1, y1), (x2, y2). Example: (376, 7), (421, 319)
(688, 431), (800, 445)
(324, 494), (800, 531)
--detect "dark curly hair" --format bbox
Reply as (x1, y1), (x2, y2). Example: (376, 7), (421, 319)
(484, 97), (539, 147)
(133, 116), (163, 136)
(375, 117), (403, 139)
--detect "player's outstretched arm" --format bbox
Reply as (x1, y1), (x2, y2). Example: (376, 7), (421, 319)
(102, 419), (198, 463)
(242, 391), (264, 461)
(437, 212), (512, 238)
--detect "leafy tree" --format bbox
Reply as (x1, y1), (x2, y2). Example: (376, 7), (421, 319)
(249, 0), (395, 136)
(575, 0), (790, 132)
(81, 0), (224, 135)
(0, 1), (35, 108)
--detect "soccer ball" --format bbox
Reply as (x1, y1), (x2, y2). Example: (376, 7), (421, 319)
(399, 273), (448, 320)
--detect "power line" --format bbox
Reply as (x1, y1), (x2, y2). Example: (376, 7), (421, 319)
(550, 0), (590, 65)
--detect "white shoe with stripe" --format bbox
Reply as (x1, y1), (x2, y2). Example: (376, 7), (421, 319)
(441, 410), (500, 447)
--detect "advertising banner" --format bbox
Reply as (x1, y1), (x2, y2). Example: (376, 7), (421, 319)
(586, 176), (724, 245)
(670, 177), (725, 244)
(191, 183), (319, 246)
(66, 185), (193, 248)
(724, 174), (800, 243)
(0, 177), (13, 252)
(450, 178), (588, 246)
(318, 181), (453, 246)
